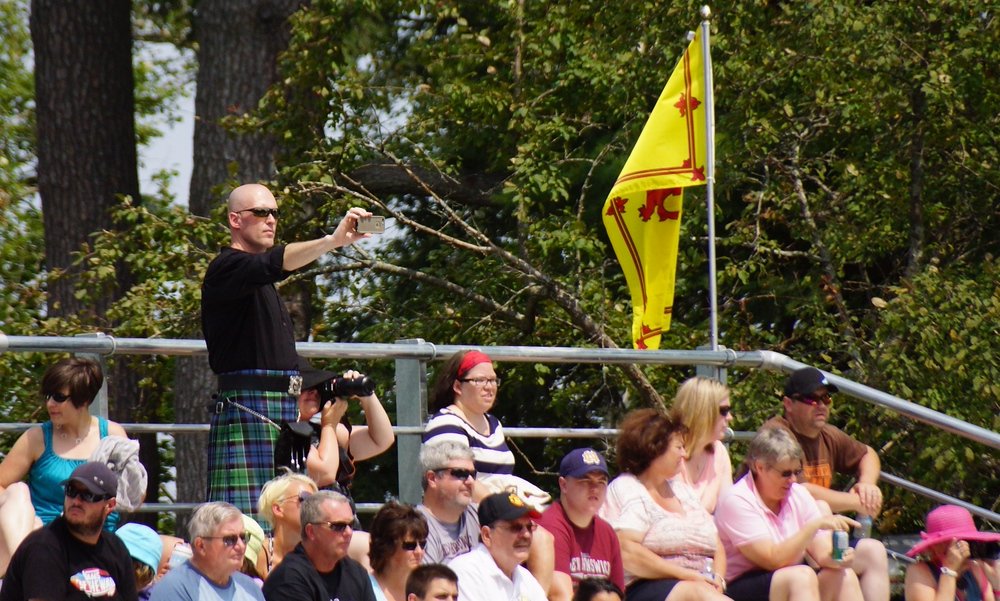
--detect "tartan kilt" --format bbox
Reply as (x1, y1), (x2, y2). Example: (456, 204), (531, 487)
(207, 370), (299, 524)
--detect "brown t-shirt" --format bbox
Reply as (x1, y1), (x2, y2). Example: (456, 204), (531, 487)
(762, 416), (869, 488)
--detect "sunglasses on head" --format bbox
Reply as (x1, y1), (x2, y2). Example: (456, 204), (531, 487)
(64, 484), (110, 503)
(435, 467), (477, 481)
(45, 392), (71, 404)
(719, 406), (732, 417)
(313, 521), (353, 533)
(202, 533), (250, 547)
(235, 207), (279, 219)
(279, 490), (312, 504)
(793, 392), (832, 406)
(401, 539), (428, 551)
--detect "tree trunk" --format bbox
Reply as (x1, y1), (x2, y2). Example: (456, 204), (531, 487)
(175, 0), (305, 518)
(187, 0), (303, 216)
(30, 0), (139, 319)
(31, 0), (154, 522)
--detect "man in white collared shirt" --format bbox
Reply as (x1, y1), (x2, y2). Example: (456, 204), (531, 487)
(448, 492), (547, 601)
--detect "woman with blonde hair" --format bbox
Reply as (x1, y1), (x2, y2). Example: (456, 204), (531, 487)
(257, 471), (319, 574)
(668, 377), (734, 513)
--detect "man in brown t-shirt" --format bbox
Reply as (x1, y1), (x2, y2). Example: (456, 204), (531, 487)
(762, 367), (889, 601)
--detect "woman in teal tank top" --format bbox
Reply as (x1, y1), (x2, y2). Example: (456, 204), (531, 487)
(0, 358), (130, 576)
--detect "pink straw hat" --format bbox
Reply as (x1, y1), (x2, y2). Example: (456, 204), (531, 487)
(906, 505), (1000, 557)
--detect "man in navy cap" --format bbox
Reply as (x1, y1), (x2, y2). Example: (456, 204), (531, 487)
(1, 461), (136, 601)
(532, 448), (624, 601)
(763, 367), (889, 601)
(447, 492), (546, 601)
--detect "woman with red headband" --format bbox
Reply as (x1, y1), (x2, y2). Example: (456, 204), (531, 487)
(422, 350), (514, 500)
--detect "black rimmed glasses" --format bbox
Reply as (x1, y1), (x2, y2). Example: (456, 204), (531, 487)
(45, 392), (71, 403)
(401, 539), (428, 551)
(312, 521), (353, 533)
(64, 485), (111, 503)
(235, 207), (280, 219)
(201, 533), (250, 547)
(458, 377), (501, 388)
(435, 467), (477, 481)
(793, 392), (832, 406)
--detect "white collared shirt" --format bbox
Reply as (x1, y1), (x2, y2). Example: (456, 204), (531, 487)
(447, 543), (546, 601)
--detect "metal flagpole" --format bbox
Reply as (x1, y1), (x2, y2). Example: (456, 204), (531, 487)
(700, 6), (719, 351)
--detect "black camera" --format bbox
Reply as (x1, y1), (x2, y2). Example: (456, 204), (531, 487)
(969, 541), (999, 560)
(316, 376), (376, 402)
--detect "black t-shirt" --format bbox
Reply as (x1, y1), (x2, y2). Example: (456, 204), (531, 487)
(201, 245), (299, 374)
(261, 545), (375, 601)
(0, 516), (138, 601)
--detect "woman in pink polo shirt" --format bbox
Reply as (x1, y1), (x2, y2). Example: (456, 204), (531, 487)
(714, 428), (862, 601)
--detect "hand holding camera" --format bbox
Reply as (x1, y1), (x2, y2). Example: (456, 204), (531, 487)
(315, 370), (376, 402)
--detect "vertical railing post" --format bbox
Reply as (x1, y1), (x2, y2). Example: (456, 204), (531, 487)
(395, 339), (429, 504)
(695, 343), (728, 385)
(76, 332), (110, 419)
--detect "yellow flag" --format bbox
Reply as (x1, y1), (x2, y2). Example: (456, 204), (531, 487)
(602, 29), (708, 349)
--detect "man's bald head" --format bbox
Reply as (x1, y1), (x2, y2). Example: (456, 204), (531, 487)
(227, 183), (279, 253)
(227, 183), (275, 213)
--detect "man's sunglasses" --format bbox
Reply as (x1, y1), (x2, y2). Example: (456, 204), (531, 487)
(45, 392), (72, 403)
(493, 521), (537, 535)
(235, 207), (280, 219)
(401, 539), (428, 551)
(793, 392), (833, 406)
(64, 485), (111, 503)
(312, 521), (353, 533)
(435, 467), (477, 481)
(201, 533), (250, 547)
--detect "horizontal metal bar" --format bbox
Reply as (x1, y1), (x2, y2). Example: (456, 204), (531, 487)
(132, 501), (384, 515)
(879, 472), (1000, 524)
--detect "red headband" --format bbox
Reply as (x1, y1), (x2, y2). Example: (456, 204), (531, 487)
(457, 351), (492, 378)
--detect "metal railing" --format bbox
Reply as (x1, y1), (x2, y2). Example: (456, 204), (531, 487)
(1, 333), (997, 523)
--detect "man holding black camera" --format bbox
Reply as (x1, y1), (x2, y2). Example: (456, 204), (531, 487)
(201, 183), (374, 519)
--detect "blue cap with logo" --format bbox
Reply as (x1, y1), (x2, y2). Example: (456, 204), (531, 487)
(559, 447), (609, 479)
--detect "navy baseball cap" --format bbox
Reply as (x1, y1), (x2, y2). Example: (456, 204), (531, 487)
(559, 448), (609, 479)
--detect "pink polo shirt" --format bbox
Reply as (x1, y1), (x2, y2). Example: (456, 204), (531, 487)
(714, 472), (824, 582)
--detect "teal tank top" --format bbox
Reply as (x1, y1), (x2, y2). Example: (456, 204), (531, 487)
(28, 419), (120, 531)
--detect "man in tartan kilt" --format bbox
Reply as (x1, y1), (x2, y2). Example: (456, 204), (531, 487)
(201, 183), (373, 521)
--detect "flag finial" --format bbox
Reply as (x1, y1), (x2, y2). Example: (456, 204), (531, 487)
(700, 5), (712, 19)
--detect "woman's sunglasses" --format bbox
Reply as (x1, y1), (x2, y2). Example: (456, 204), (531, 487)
(401, 539), (428, 551)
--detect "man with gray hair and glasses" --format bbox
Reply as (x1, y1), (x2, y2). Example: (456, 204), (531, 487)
(262, 490), (375, 601)
(151, 501), (264, 600)
(416, 441), (481, 564)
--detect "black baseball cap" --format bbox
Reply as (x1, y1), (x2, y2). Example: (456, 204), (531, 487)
(62, 462), (118, 498)
(478, 492), (541, 526)
(298, 357), (337, 391)
(784, 367), (839, 398)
